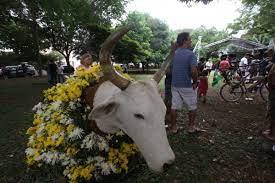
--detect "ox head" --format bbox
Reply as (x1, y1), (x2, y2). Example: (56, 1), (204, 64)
(88, 26), (175, 171)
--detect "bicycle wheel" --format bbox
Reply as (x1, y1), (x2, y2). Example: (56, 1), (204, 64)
(220, 83), (244, 102)
(260, 83), (269, 102)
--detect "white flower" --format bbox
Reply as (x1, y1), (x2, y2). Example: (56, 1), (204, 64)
(109, 163), (117, 173)
(34, 155), (43, 161)
(69, 101), (76, 110)
(25, 148), (35, 156)
(41, 152), (60, 165)
(60, 117), (73, 125)
(69, 159), (77, 166)
(81, 133), (95, 149)
(106, 134), (113, 140)
(42, 109), (51, 121)
(36, 124), (45, 136)
(28, 135), (35, 145)
(51, 134), (59, 141)
(76, 102), (82, 108)
(86, 157), (94, 164)
(115, 130), (125, 136)
(101, 162), (111, 175)
(94, 156), (104, 165)
(32, 102), (42, 112)
(63, 168), (70, 176)
(51, 101), (62, 111)
(68, 127), (84, 140)
(36, 109), (43, 115)
(98, 140), (109, 152)
(59, 154), (73, 166)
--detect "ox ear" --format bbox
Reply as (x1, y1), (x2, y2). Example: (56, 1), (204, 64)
(89, 99), (119, 121)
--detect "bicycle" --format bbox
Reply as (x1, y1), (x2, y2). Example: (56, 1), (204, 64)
(219, 71), (269, 102)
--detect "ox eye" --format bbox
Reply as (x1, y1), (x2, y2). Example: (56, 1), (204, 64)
(134, 113), (145, 120)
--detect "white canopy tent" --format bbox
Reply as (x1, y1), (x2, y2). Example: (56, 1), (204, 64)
(202, 37), (267, 51)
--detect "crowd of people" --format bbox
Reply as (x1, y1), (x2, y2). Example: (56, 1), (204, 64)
(164, 31), (275, 140)
(47, 53), (93, 85)
(47, 60), (74, 85)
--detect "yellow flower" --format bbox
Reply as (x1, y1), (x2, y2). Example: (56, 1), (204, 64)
(66, 147), (78, 156)
(80, 165), (95, 180)
(67, 124), (75, 133)
(26, 127), (37, 135)
(55, 136), (64, 147)
(33, 115), (43, 125)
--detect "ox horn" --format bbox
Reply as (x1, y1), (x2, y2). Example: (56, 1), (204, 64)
(99, 26), (131, 90)
(152, 42), (177, 83)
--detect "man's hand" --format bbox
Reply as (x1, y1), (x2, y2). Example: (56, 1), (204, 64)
(192, 82), (198, 90)
(191, 66), (198, 90)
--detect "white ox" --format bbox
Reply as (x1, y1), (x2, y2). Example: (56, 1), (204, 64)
(86, 27), (175, 171)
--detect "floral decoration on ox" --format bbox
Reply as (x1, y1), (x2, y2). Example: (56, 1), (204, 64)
(26, 26), (175, 183)
(26, 65), (138, 183)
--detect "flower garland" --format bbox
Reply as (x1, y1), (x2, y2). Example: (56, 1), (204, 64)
(26, 65), (138, 183)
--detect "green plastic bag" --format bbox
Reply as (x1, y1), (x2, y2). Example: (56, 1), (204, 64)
(212, 71), (222, 87)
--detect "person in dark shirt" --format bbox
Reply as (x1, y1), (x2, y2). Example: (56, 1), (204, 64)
(47, 60), (57, 85)
(263, 50), (275, 141)
(164, 64), (172, 124)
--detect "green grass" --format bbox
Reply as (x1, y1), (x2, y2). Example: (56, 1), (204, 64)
(130, 74), (165, 91)
(0, 75), (274, 183)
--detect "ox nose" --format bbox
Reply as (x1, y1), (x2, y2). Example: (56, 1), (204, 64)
(163, 159), (175, 172)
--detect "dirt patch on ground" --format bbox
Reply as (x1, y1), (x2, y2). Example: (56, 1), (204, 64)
(0, 77), (275, 183)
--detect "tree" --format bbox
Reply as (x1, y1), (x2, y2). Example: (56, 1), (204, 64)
(0, 0), (131, 66)
(41, 0), (92, 66)
(147, 17), (172, 64)
(171, 26), (229, 57)
(178, 0), (213, 4)
(90, 0), (130, 25)
(121, 11), (173, 66)
(122, 12), (153, 58)
(191, 26), (229, 47)
(228, 0), (274, 45)
(76, 24), (146, 64)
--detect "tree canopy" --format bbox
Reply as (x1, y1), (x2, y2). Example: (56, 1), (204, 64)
(228, 0), (274, 45)
(120, 11), (172, 64)
(2, 0), (271, 67)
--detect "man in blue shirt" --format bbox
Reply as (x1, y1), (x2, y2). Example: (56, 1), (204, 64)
(169, 32), (204, 133)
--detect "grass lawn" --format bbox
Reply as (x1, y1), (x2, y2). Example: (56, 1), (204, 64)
(130, 74), (165, 91)
(1, 76), (275, 182)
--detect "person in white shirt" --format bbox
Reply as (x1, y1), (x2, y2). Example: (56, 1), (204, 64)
(239, 53), (249, 76)
(205, 60), (213, 75)
(57, 62), (64, 83)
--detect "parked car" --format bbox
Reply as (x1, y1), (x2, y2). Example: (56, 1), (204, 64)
(26, 65), (37, 76)
(63, 65), (75, 76)
(16, 65), (25, 77)
(5, 65), (26, 78)
(6, 66), (17, 78)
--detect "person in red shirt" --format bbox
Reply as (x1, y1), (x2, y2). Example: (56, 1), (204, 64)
(219, 55), (231, 82)
(198, 70), (208, 103)
(219, 57), (230, 71)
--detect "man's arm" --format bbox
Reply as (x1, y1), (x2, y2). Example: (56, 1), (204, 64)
(190, 53), (198, 89)
(191, 66), (198, 89)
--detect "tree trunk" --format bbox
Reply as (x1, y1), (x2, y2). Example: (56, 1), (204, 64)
(65, 55), (70, 66)
(30, 4), (42, 76)
(146, 61), (149, 74)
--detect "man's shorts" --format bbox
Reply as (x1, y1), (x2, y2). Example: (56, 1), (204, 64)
(171, 87), (197, 111)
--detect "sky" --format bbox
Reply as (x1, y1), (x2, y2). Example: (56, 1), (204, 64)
(126, 0), (242, 31)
